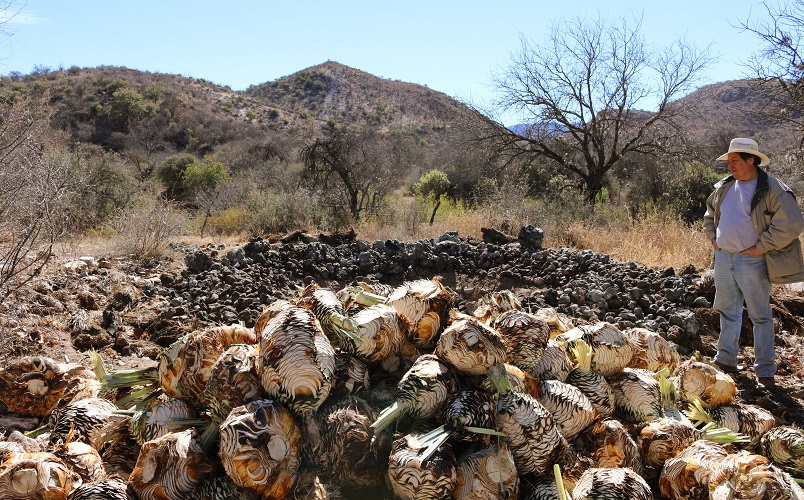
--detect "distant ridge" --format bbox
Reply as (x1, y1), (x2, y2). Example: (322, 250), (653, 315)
(0, 62), (798, 162)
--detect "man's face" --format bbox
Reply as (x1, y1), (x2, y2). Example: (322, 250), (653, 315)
(727, 153), (758, 181)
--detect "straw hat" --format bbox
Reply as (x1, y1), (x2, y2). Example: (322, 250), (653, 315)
(716, 138), (770, 166)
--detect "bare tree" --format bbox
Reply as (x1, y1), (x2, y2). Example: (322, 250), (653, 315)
(0, 97), (71, 303)
(740, 0), (804, 144)
(488, 14), (713, 202)
(300, 126), (417, 220)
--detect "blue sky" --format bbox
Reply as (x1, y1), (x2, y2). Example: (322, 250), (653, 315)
(0, 0), (776, 124)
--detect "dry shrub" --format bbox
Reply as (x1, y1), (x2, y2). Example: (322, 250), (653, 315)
(357, 197), (424, 241)
(358, 193), (711, 271)
(107, 199), (187, 259)
(0, 100), (71, 303)
(204, 206), (248, 236)
(247, 189), (335, 235)
(555, 211), (712, 271)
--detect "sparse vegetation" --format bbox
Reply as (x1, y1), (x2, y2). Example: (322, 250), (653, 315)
(0, 97), (71, 303)
(0, 55), (798, 271)
(107, 198), (187, 259)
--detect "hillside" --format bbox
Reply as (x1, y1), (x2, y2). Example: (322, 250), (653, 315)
(1, 61), (802, 234)
(2, 63), (800, 166)
(245, 61), (479, 133)
(672, 79), (802, 154)
(0, 62), (485, 162)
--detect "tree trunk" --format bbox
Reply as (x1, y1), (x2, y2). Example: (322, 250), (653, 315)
(429, 199), (441, 225)
(348, 189), (360, 220)
(585, 174), (605, 203)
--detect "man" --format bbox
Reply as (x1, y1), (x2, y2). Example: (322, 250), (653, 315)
(703, 138), (804, 391)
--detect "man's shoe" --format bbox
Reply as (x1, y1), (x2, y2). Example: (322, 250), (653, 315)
(713, 360), (743, 374)
(758, 377), (776, 390)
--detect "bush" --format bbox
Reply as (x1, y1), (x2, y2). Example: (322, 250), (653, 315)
(157, 153), (197, 199)
(247, 189), (335, 234)
(103, 88), (157, 131)
(182, 155), (230, 193)
(64, 145), (139, 231)
(665, 162), (726, 223)
(107, 199), (187, 259)
(205, 206), (248, 235)
(0, 98), (70, 303)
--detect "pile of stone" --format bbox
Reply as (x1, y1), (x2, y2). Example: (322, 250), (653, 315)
(146, 228), (709, 351)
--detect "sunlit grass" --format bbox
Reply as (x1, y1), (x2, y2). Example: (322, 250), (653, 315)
(358, 194), (713, 271)
(56, 192), (715, 273)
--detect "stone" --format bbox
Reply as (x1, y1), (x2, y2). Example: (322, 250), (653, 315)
(669, 309), (699, 336)
(518, 225), (544, 252)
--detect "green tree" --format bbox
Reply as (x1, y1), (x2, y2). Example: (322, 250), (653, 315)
(182, 155), (231, 193)
(104, 88), (156, 132)
(414, 169), (451, 225)
(665, 162), (722, 223)
(157, 153), (197, 199)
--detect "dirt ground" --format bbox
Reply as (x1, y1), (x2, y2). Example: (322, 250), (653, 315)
(1, 242), (803, 428)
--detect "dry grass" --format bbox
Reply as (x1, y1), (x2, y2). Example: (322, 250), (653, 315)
(557, 216), (713, 271)
(55, 195), (716, 273)
(357, 197), (714, 272)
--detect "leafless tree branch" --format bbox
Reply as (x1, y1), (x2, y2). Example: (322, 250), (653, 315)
(483, 13), (713, 201)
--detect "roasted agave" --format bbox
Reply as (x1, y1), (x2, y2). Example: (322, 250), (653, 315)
(555, 322), (635, 377)
(638, 417), (742, 469)
(537, 379), (598, 441)
(348, 303), (410, 363)
(128, 429), (211, 500)
(203, 344), (263, 425)
(294, 283), (361, 350)
(179, 325), (256, 409)
(708, 450), (804, 499)
(387, 431), (457, 500)
(66, 476), (131, 500)
(659, 440), (730, 500)
(487, 363), (567, 476)
(588, 419), (643, 476)
(434, 314), (508, 376)
(0, 357), (71, 418)
(609, 367), (662, 424)
(676, 360), (736, 408)
(258, 306), (336, 415)
(0, 452), (73, 499)
(624, 327), (680, 374)
(493, 308), (550, 375)
(686, 399), (776, 451)
(452, 442), (519, 500)
(370, 354), (458, 434)
(218, 399), (302, 499)
(566, 338), (615, 419)
(49, 397), (119, 448)
(530, 340), (573, 382)
(572, 467), (652, 500)
(126, 398), (201, 446)
(761, 425), (804, 478)
(302, 396), (388, 487)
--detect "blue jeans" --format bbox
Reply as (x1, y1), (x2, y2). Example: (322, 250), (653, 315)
(712, 249), (776, 377)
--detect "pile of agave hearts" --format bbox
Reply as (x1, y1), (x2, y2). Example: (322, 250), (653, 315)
(0, 278), (802, 499)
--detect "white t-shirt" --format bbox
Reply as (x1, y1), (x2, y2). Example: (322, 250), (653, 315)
(716, 178), (759, 253)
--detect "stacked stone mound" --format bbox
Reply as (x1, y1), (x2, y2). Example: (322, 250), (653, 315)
(160, 232), (708, 350)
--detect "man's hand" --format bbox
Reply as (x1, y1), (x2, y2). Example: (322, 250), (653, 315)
(739, 246), (764, 257)
(711, 238), (719, 251)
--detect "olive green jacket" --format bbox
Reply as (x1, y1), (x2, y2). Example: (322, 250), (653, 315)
(703, 168), (804, 284)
